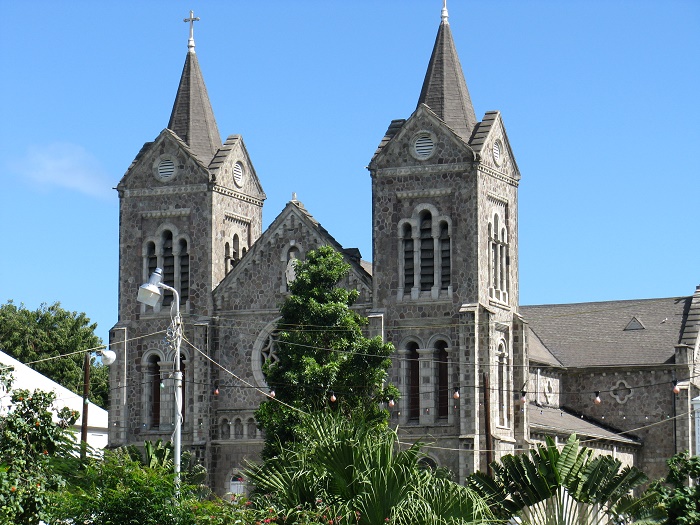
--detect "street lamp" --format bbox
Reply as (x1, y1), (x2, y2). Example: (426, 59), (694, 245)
(80, 348), (116, 459)
(137, 267), (183, 497)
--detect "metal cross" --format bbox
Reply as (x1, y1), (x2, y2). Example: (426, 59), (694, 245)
(184, 10), (200, 51)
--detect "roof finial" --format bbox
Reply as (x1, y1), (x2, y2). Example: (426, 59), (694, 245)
(441, 0), (449, 23)
(184, 10), (200, 52)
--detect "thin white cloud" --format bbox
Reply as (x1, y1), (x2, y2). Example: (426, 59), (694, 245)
(8, 142), (113, 199)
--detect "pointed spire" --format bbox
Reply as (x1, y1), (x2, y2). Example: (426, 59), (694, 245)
(167, 11), (222, 164)
(417, 3), (477, 141)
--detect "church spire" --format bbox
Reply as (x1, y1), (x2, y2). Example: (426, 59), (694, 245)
(167, 11), (222, 164)
(417, 2), (477, 141)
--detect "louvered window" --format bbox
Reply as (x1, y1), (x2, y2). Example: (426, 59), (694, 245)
(147, 242), (157, 278)
(147, 355), (161, 428)
(413, 133), (435, 160)
(439, 223), (450, 290)
(179, 240), (189, 302)
(403, 224), (414, 293)
(162, 231), (174, 306)
(419, 212), (434, 291)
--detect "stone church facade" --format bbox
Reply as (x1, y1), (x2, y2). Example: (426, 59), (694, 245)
(109, 6), (700, 494)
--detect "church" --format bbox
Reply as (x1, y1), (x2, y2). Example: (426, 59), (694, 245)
(108, 5), (700, 494)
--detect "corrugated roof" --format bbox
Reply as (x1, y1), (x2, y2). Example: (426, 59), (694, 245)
(521, 296), (691, 368)
(529, 405), (639, 445)
(417, 18), (477, 142)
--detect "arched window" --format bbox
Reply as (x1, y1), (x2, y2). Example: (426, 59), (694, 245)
(489, 214), (509, 303)
(407, 342), (420, 421)
(233, 418), (243, 439)
(230, 473), (245, 495)
(147, 355), (161, 429)
(402, 223), (414, 293)
(435, 341), (449, 419)
(162, 231), (175, 306)
(232, 234), (240, 263)
(439, 222), (450, 290)
(497, 341), (509, 428)
(220, 418), (230, 440)
(179, 240), (189, 302)
(246, 418), (257, 439)
(419, 211), (434, 291)
(225, 242), (231, 273)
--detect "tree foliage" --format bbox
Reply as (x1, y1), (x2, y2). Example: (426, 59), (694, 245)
(0, 300), (109, 408)
(254, 246), (398, 457)
(245, 412), (493, 525)
(0, 367), (79, 525)
(468, 434), (653, 524)
(639, 451), (700, 525)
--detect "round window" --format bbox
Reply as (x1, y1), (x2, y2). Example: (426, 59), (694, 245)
(251, 319), (281, 387)
(492, 140), (503, 166)
(153, 155), (178, 182)
(412, 132), (436, 160)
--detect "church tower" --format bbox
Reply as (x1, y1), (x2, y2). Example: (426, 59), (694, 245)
(108, 13), (265, 468)
(368, 2), (526, 479)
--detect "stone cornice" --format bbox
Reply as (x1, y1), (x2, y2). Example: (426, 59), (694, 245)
(373, 162), (472, 177)
(477, 164), (519, 187)
(224, 212), (251, 224)
(487, 192), (509, 207)
(396, 188), (453, 199)
(123, 183), (209, 198)
(142, 208), (191, 219)
(214, 185), (264, 207)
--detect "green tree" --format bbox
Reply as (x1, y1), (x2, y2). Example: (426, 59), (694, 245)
(468, 434), (653, 525)
(0, 300), (109, 408)
(254, 246), (398, 457)
(639, 451), (700, 525)
(0, 367), (80, 525)
(245, 412), (493, 525)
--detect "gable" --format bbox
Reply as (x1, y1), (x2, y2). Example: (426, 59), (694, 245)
(214, 200), (372, 313)
(209, 134), (266, 202)
(369, 104), (475, 171)
(470, 111), (520, 181)
(117, 128), (211, 191)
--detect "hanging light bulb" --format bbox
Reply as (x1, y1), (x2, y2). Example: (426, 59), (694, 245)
(388, 399), (396, 408)
(269, 390), (275, 398)
(594, 391), (601, 405)
(673, 380), (680, 395)
(160, 381), (165, 389)
(214, 387), (220, 396)
(330, 393), (337, 403)
(453, 388), (460, 400)
(521, 390), (527, 404)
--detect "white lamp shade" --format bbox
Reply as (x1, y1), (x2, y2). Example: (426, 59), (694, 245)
(101, 349), (117, 366)
(137, 283), (162, 307)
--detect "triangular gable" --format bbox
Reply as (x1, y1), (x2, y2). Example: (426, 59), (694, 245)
(469, 111), (521, 180)
(214, 199), (372, 309)
(208, 134), (266, 202)
(117, 128), (211, 191)
(370, 104), (475, 170)
(624, 316), (646, 331)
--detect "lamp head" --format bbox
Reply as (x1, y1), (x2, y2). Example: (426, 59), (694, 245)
(137, 268), (164, 307)
(100, 349), (117, 366)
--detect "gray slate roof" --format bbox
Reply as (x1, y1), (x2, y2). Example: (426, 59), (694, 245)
(417, 18), (477, 142)
(529, 405), (639, 445)
(521, 296), (693, 368)
(168, 49), (222, 165)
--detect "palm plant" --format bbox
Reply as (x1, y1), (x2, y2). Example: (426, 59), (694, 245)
(245, 413), (493, 525)
(468, 434), (652, 525)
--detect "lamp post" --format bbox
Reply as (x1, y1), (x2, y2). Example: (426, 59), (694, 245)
(80, 348), (116, 460)
(137, 268), (183, 497)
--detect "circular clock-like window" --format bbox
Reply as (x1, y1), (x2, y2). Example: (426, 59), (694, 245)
(233, 162), (244, 187)
(492, 140), (503, 166)
(251, 319), (281, 387)
(411, 131), (436, 160)
(153, 155), (178, 182)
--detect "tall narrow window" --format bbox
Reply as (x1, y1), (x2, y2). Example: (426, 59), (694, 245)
(403, 224), (414, 293)
(436, 341), (449, 419)
(220, 419), (230, 439)
(179, 240), (189, 302)
(439, 222), (450, 290)
(232, 234), (240, 263)
(147, 242), (157, 278)
(419, 211), (434, 291)
(225, 242), (231, 273)
(234, 418), (243, 439)
(489, 215), (509, 302)
(246, 418), (257, 439)
(147, 355), (161, 428)
(497, 342), (509, 428)
(407, 342), (420, 421)
(162, 231), (174, 306)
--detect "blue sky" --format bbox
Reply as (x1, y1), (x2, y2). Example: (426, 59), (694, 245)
(2, 1), (699, 345)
